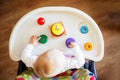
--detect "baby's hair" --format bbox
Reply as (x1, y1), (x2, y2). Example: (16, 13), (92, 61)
(33, 49), (60, 78)
(34, 63), (50, 78)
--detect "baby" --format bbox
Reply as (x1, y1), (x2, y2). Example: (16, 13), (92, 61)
(21, 35), (85, 78)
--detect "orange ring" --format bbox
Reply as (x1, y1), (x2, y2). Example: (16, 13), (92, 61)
(84, 42), (93, 51)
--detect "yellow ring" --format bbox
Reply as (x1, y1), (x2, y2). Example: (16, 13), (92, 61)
(84, 42), (93, 51)
(51, 23), (64, 36)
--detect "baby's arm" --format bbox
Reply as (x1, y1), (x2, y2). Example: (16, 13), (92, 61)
(64, 42), (85, 71)
(21, 35), (39, 67)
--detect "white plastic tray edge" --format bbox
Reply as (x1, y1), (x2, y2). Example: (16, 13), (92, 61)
(9, 6), (104, 62)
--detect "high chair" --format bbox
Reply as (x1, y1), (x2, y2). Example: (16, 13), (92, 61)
(9, 7), (104, 80)
(17, 60), (98, 80)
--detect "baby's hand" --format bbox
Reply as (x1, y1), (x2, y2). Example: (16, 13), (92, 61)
(29, 35), (39, 46)
(68, 42), (76, 48)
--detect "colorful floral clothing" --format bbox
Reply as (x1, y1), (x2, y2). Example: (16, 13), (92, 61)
(16, 68), (96, 80)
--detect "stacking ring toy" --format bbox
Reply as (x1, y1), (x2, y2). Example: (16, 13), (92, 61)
(39, 34), (48, 44)
(37, 17), (45, 25)
(51, 23), (65, 36)
(80, 26), (89, 34)
(84, 42), (93, 51)
(66, 38), (75, 48)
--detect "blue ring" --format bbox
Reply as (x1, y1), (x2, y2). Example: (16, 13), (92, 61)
(80, 26), (89, 34)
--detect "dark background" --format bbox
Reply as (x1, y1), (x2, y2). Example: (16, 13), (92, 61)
(0, 0), (120, 80)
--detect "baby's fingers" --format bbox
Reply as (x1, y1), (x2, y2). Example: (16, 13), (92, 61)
(69, 42), (77, 48)
(37, 37), (40, 41)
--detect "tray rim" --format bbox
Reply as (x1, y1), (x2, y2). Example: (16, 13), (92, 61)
(9, 6), (104, 62)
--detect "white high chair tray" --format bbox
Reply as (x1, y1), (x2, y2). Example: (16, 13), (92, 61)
(9, 7), (104, 62)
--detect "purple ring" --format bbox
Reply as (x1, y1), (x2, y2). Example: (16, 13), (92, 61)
(66, 38), (75, 48)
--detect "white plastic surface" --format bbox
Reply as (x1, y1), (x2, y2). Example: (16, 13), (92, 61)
(9, 7), (104, 62)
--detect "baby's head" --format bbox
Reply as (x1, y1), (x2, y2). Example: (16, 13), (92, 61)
(33, 49), (64, 78)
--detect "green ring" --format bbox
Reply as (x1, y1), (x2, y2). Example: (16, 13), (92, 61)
(39, 34), (48, 44)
